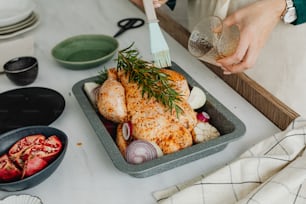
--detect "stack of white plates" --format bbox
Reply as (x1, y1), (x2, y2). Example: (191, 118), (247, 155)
(0, 0), (39, 39)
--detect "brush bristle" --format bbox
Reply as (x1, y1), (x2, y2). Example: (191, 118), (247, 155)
(148, 23), (172, 68)
(152, 50), (171, 68)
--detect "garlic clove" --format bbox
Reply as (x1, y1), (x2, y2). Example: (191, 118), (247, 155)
(187, 86), (206, 109)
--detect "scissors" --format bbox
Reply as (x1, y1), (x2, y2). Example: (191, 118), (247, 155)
(113, 18), (145, 38)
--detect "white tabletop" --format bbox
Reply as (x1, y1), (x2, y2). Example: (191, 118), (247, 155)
(0, 0), (280, 203)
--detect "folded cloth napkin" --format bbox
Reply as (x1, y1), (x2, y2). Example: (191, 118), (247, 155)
(153, 117), (306, 204)
(0, 36), (34, 72)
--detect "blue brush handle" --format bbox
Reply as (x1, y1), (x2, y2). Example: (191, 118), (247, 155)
(143, 0), (159, 23)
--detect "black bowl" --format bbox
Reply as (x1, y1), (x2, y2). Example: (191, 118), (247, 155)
(3, 56), (38, 86)
(0, 126), (68, 191)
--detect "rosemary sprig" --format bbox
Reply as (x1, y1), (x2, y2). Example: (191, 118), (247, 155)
(116, 44), (183, 116)
(95, 68), (108, 84)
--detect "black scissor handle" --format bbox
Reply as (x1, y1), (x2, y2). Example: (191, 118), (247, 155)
(117, 18), (145, 29)
(114, 18), (145, 38)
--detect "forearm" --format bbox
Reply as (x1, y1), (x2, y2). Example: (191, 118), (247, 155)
(294, 0), (306, 25)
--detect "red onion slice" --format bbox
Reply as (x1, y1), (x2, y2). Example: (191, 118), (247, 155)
(197, 111), (210, 122)
(122, 122), (132, 140)
(126, 140), (160, 164)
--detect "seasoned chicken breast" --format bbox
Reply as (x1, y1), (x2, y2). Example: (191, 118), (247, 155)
(98, 66), (198, 155)
(97, 68), (127, 123)
(160, 69), (190, 100)
(116, 68), (197, 154)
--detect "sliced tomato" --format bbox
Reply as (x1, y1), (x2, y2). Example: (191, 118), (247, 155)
(22, 156), (48, 178)
(8, 134), (46, 168)
(0, 154), (21, 182)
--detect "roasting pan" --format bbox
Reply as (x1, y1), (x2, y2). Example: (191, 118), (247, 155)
(72, 61), (246, 178)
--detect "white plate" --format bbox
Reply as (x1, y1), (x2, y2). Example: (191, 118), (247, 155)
(0, 13), (40, 40)
(0, 0), (35, 27)
(0, 12), (36, 33)
(0, 195), (43, 204)
(0, 12), (36, 32)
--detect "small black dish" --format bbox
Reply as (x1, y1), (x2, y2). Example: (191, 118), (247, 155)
(3, 56), (38, 86)
(0, 87), (65, 134)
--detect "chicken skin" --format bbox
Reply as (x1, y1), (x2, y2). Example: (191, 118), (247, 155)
(96, 69), (128, 123)
(115, 68), (197, 155)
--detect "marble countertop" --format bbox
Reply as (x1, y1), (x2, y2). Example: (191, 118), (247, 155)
(0, 0), (280, 203)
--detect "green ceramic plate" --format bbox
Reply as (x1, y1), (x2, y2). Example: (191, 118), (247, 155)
(51, 34), (119, 70)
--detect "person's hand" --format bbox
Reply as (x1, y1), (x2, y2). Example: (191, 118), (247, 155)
(130, 0), (168, 8)
(217, 0), (286, 74)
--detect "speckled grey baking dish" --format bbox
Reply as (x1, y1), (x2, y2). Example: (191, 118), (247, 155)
(72, 62), (246, 178)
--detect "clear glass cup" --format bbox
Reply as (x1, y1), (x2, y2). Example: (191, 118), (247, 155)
(188, 16), (240, 64)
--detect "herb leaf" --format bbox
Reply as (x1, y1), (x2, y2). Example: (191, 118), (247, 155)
(95, 68), (108, 84)
(116, 44), (183, 116)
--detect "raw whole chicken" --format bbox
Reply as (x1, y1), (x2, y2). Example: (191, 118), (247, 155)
(97, 67), (198, 156)
(96, 65), (220, 161)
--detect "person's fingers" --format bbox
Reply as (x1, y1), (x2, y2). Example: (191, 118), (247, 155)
(217, 32), (249, 67)
(222, 13), (239, 28)
(225, 62), (247, 73)
(223, 70), (232, 75)
(221, 67), (232, 75)
(153, 0), (161, 7)
(153, 0), (168, 7)
(221, 42), (259, 74)
(131, 0), (167, 8)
